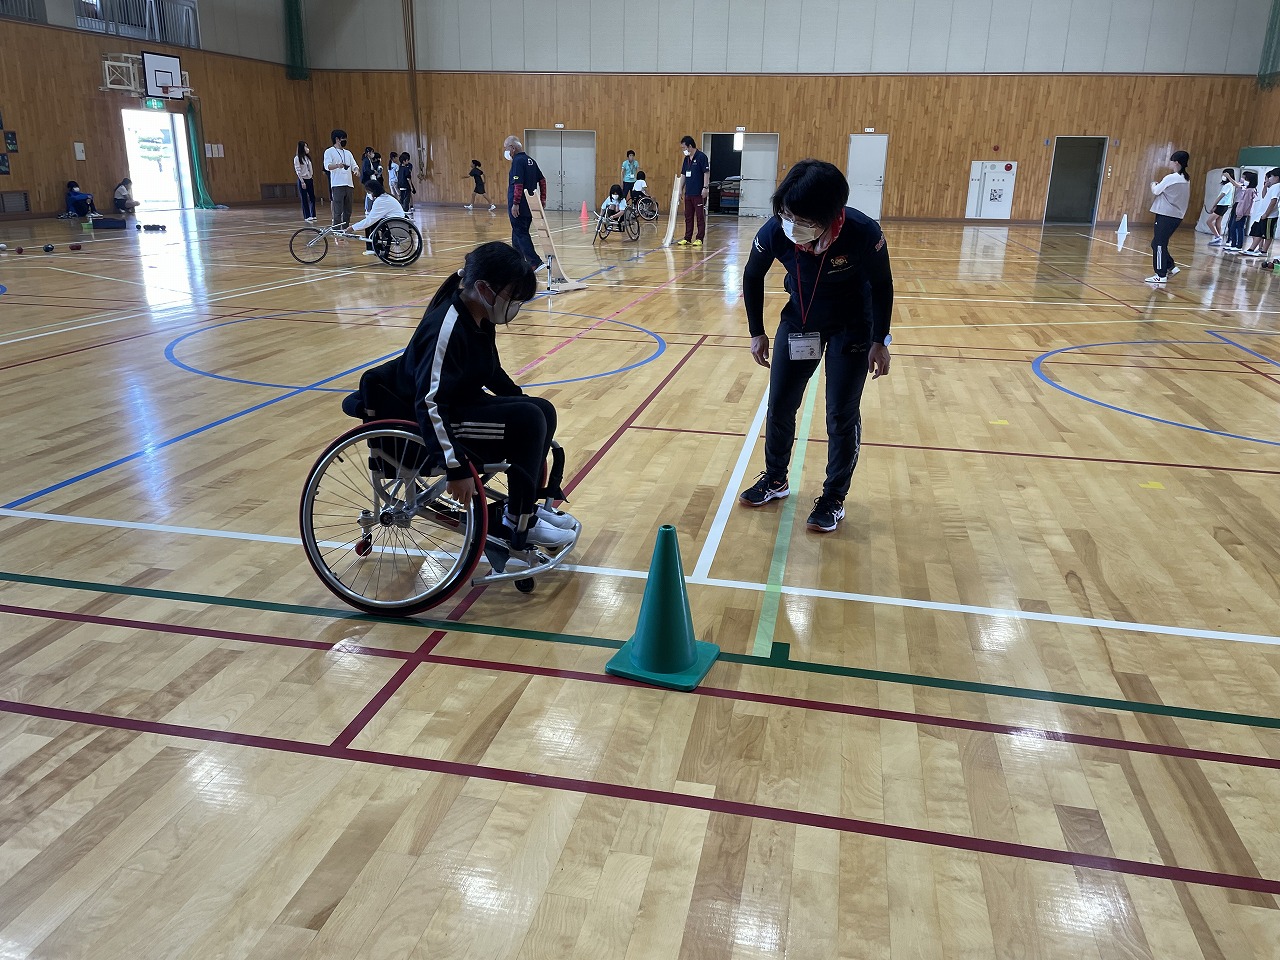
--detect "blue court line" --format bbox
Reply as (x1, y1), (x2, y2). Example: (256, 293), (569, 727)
(1, 349), (403, 510)
(1032, 338), (1280, 448)
(164, 310), (666, 393)
(1208, 330), (1280, 370)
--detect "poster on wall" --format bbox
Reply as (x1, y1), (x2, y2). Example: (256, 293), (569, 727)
(3, 132), (15, 153)
(0, 155), (9, 175)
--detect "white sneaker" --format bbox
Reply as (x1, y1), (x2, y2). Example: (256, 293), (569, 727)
(1244, 250), (1263, 257)
(464, 204), (473, 209)
(1208, 238), (1222, 246)
(488, 204), (496, 211)
(88, 211), (104, 219)
(504, 514), (574, 550)
(363, 249), (378, 255)
(1170, 266), (1180, 276)
(305, 217), (317, 223)
(1144, 274), (1166, 284)
(536, 505), (575, 529)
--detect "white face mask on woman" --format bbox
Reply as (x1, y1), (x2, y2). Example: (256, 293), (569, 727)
(780, 216), (820, 246)
(479, 282), (521, 325)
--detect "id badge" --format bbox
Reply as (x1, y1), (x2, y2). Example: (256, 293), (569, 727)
(788, 332), (822, 360)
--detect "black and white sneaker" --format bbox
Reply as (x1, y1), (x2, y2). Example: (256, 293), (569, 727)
(739, 472), (789, 507)
(806, 495), (845, 533)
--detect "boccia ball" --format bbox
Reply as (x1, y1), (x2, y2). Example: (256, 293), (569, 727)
(0, 243), (7, 251)
(43, 244), (54, 253)
(14, 246), (23, 254)
(69, 243), (82, 251)
(136, 224), (142, 231)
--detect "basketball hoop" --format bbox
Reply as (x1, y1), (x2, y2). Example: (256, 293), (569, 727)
(160, 85), (192, 99)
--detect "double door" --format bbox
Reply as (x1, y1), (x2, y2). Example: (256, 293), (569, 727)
(524, 130), (596, 212)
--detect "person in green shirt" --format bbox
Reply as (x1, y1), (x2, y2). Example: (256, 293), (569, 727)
(622, 150), (639, 200)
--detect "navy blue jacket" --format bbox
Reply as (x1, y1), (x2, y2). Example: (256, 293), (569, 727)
(742, 207), (893, 342)
(508, 152), (547, 213)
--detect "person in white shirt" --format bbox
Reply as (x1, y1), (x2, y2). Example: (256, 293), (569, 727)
(323, 128), (357, 228)
(630, 173), (648, 202)
(599, 184), (626, 232)
(1146, 150), (1191, 284)
(1243, 168), (1280, 257)
(293, 141), (316, 222)
(1206, 168), (1233, 246)
(351, 181), (407, 255)
(112, 178), (139, 215)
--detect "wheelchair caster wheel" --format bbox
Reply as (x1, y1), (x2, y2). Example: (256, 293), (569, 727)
(354, 536), (373, 557)
(515, 578), (535, 594)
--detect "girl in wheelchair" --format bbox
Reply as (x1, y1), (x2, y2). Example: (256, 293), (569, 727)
(351, 180), (409, 255)
(629, 172), (648, 204)
(599, 184), (627, 227)
(344, 241), (573, 550)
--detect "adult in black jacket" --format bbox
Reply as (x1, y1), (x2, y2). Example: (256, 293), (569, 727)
(350, 241), (573, 550)
(738, 159), (894, 533)
(503, 135), (547, 270)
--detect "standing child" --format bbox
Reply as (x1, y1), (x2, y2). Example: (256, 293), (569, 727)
(1145, 150), (1191, 284)
(388, 152), (400, 206)
(294, 141), (316, 222)
(622, 150), (639, 199)
(465, 160), (493, 209)
(1227, 170), (1257, 253)
(397, 152), (416, 212)
(1243, 168), (1280, 258)
(1206, 169), (1233, 246)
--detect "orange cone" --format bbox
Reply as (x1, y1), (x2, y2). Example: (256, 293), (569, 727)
(580, 200), (590, 221)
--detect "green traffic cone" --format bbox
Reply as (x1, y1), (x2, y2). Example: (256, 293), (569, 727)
(605, 524), (719, 691)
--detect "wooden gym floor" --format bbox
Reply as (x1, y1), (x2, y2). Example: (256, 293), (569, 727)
(1, 203), (1279, 959)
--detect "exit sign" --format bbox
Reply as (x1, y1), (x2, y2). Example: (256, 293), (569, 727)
(143, 98), (165, 110)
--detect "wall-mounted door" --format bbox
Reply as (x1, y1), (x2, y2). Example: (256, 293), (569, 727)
(847, 134), (888, 220)
(524, 129), (596, 212)
(1044, 136), (1108, 224)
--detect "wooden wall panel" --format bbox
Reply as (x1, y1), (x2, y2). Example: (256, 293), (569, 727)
(0, 15), (1264, 225)
(0, 19), (311, 213)
(414, 72), (1257, 224)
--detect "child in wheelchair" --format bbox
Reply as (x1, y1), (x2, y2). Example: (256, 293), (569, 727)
(629, 172), (648, 205)
(342, 241), (573, 550)
(599, 184), (627, 227)
(351, 181), (408, 254)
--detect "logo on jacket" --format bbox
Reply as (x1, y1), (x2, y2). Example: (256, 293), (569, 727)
(830, 255), (848, 268)
(874, 235), (886, 251)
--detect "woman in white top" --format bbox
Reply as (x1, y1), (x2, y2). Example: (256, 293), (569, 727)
(1147, 150), (1191, 284)
(293, 141), (316, 222)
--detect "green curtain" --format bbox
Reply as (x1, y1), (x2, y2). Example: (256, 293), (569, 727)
(185, 99), (217, 209)
(285, 0), (309, 81)
(1260, 0), (1280, 88)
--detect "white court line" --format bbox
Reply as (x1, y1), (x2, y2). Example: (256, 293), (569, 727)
(0, 270), (358, 348)
(692, 388), (769, 580)
(3, 506), (1277, 647)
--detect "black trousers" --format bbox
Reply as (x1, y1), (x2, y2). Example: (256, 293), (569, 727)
(1151, 214), (1182, 277)
(510, 209), (540, 268)
(297, 178), (315, 219)
(763, 320), (870, 501)
(450, 396), (556, 518)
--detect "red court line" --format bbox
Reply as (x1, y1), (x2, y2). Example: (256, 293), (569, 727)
(514, 247), (726, 376)
(8, 602), (1279, 772)
(0, 603), (410, 660)
(626, 425), (1280, 476)
(1240, 361), (1280, 389)
(3, 696), (1278, 895)
(563, 337), (708, 495)
(328, 584), (486, 749)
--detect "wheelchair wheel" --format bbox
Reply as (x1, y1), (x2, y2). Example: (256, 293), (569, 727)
(624, 210), (641, 241)
(595, 216), (611, 242)
(299, 420), (487, 615)
(372, 218), (423, 267)
(638, 196), (658, 221)
(289, 227), (329, 264)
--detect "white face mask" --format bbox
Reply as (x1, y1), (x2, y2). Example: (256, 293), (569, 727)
(480, 283), (521, 325)
(780, 216), (820, 246)
(503, 149), (512, 161)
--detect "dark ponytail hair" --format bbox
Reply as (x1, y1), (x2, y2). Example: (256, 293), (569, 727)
(297, 140), (308, 163)
(426, 241), (537, 313)
(1171, 150), (1190, 181)
(1244, 170), (1259, 188)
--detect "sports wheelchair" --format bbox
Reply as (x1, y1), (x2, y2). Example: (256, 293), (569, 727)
(299, 419), (581, 615)
(289, 217), (424, 267)
(632, 192), (659, 221)
(594, 203), (641, 243)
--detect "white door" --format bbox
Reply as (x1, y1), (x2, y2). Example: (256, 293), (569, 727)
(847, 134), (888, 220)
(738, 133), (778, 218)
(524, 129), (562, 209)
(559, 131), (596, 215)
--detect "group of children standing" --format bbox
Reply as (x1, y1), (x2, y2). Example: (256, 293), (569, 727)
(1206, 166), (1280, 258)
(292, 140), (416, 225)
